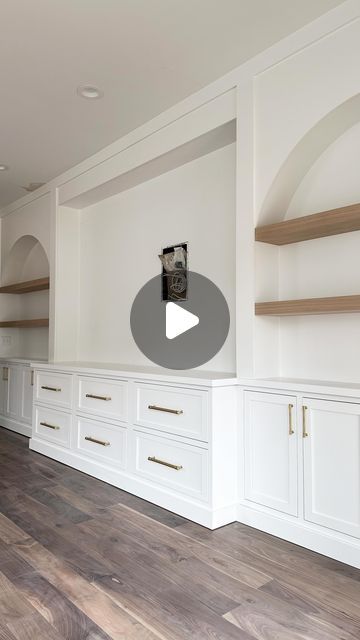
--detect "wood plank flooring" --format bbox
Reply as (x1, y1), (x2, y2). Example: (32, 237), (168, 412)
(0, 427), (359, 639)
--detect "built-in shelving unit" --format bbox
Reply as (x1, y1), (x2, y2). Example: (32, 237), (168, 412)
(255, 202), (360, 316)
(0, 277), (50, 294)
(0, 277), (50, 332)
(255, 295), (360, 316)
(255, 202), (360, 245)
(0, 319), (49, 328)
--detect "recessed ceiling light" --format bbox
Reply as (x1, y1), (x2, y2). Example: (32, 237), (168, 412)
(0, 164), (9, 171)
(77, 85), (103, 100)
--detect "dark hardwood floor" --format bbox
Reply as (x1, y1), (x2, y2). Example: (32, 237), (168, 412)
(0, 427), (359, 639)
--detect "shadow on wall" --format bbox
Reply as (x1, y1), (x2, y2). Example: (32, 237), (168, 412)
(259, 93), (360, 225)
(2, 235), (49, 285)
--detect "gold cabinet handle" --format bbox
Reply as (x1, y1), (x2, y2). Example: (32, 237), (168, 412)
(41, 385), (61, 392)
(288, 403), (294, 435)
(85, 393), (111, 401)
(30, 370), (34, 386)
(85, 436), (110, 447)
(302, 406), (309, 438)
(2, 367), (8, 381)
(148, 405), (183, 415)
(147, 456), (183, 471)
(40, 421), (60, 431)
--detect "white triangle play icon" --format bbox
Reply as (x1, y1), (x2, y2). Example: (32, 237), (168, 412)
(166, 302), (199, 340)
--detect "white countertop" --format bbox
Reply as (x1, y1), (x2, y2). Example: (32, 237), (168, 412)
(0, 357), (47, 364)
(29, 361), (360, 397)
(32, 361), (238, 387)
(237, 377), (360, 399)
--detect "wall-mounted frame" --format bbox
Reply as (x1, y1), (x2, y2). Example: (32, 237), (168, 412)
(159, 242), (188, 302)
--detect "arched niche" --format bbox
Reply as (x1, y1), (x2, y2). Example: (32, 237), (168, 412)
(258, 93), (360, 225)
(2, 235), (49, 285)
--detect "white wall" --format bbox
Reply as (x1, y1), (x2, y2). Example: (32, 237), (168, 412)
(279, 121), (360, 382)
(78, 143), (236, 372)
(249, 15), (360, 382)
(255, 18), (360, 223)
(0, 193), (51, 359)
(1, 194), (51, 267)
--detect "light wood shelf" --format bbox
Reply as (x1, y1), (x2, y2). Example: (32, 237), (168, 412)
(0, 319), (49, 328)
(0, 277), (50, 294)
(255, 203), (360, 245)
(255, 295), (360, 316)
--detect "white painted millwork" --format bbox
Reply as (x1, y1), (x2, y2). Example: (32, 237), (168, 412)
(303, 398), (360, 539)
(239, 384), (360, 568)
(244, 391), (298, 516)
(134, 430), (208, 501)
(21, 367), (34, 424)
(7, 364), (22, 421)
(28, 363), (360, 567)
(0, 370), (7, 416)
(35, 371), (72, 409)
(34, 405), (71, 448)
(135, 383), (208, 442)
(77, 376), (128, 423)
(31, 363), (238, 530)
(0, 359), (41, 437)
(76, 417), (127, 469)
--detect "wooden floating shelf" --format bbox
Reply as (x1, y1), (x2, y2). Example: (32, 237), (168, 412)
(0, 319), (49, 328)
(255, 203), (360, 245)
(255, 295), (360, 316)
(0, 277), (50, 294)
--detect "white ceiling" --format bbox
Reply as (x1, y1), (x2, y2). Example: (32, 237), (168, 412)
(0, 0), (344, 207)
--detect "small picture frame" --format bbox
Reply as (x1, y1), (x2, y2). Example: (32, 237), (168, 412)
(159, 242), (188, 302)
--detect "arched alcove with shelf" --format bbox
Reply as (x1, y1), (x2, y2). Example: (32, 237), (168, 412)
(0, 235), (50, 359)
(254, 93), (360, 382)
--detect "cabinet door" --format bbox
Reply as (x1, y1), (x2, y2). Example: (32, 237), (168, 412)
(303, 398), (360, 539)
(8, 365), (22, 420)
(21, 367), (34, 424)
(244, 391), (298, 516)
(0, 366), (9, 416)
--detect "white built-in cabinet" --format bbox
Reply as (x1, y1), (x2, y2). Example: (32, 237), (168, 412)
(242, 389), (360, 567)
(0, 367), (8, 416)
(0, 360), (34, 437)
(30, 364), (238, 530)
(303, 398), (360, 539)
(244, 392), (298, 516)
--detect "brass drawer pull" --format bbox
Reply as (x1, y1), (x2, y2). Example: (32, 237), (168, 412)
(148, 404), (183, 415)
(288, 403), (294, 435)
(30, 370), (34, 386)
(147, 456), (183, 471)
(40, 421), (60, 431)
(2, 367), (8, 381)
(85, 393), (112, 401)
(41, 385), (61, 392)
(85, 436), (110, 447)
(302, 406), (309, 438)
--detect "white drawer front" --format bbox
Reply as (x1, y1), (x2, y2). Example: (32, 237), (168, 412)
(76, 417), (127, 468)
(77, 377), (128, 422)
(135, 431), (208, 500)
(135, 384), (208, 441)
(35, 371), (72, 409)
(34, 406), (71, 448)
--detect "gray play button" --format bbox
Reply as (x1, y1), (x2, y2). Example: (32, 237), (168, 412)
(130, 271), (230, 370)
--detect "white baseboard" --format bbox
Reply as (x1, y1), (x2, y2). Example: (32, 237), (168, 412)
(238, 501), (360, 569)
(29, 437), (233, 529)
(0, 416), (31, 438)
